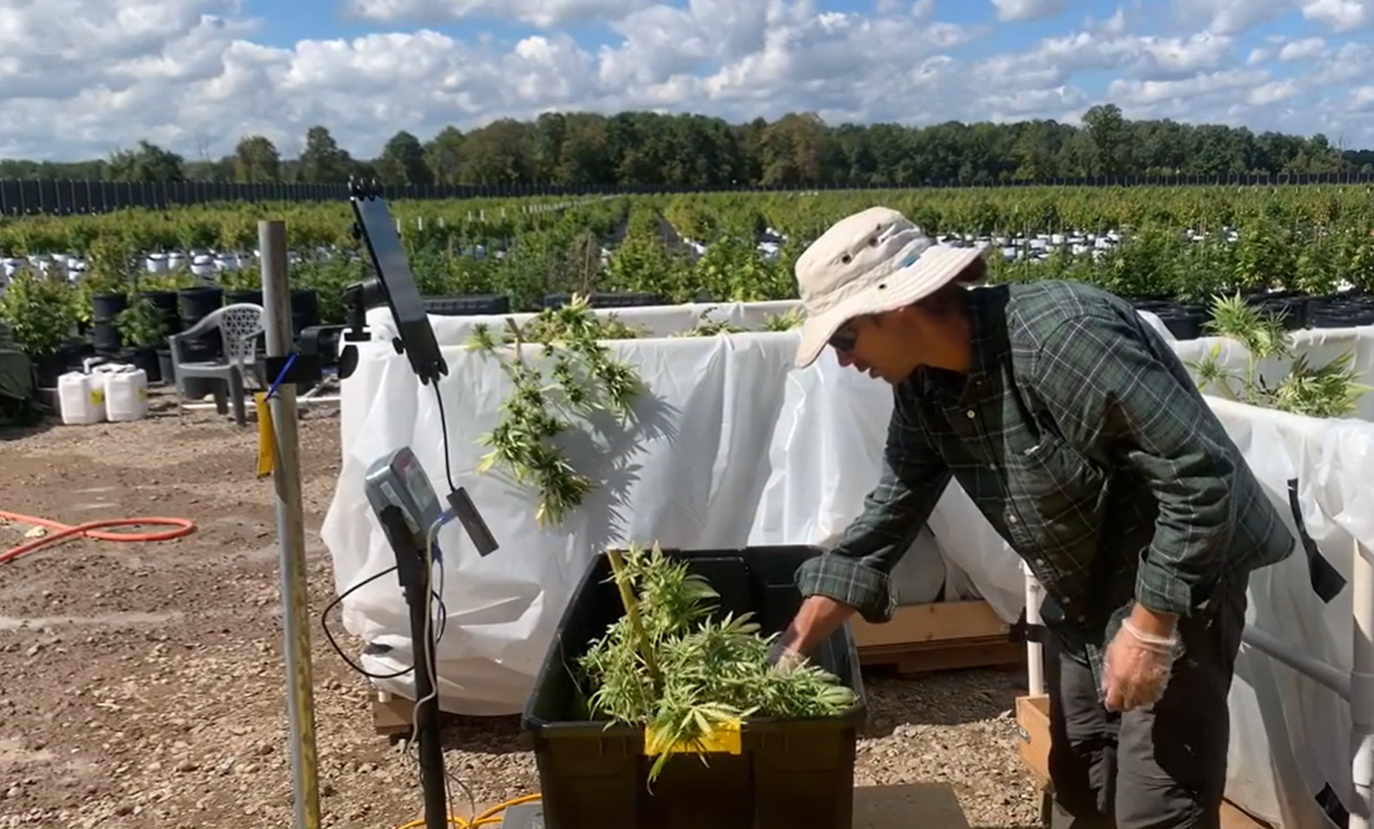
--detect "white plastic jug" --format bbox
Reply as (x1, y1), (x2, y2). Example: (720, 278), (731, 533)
(103, 367), (150, 422)
(57, 371), (105, 425)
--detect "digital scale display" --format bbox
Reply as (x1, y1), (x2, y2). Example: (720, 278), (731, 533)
(363, 446), (444, 542)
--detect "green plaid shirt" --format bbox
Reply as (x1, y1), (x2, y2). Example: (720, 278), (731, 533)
(798, 280), (1294, 682)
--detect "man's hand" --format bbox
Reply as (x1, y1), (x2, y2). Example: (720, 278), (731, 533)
(766, 638), (806, 672)
(767, 595), (859, 671)
(1102, 616), (1176, 711)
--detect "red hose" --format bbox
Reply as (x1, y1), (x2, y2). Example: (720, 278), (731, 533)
(0, 509), (197, 564)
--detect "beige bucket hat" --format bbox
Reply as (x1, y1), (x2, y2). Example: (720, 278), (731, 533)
(793, 206), (989, 368)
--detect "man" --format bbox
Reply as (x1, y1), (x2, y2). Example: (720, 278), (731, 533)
(772, 207), (1295, 829)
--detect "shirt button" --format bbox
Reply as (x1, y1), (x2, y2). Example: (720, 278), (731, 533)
(965, 410), (975, 419)
(1007, 514), (1018, 524)
(1076, 615), (1086, 623)
(1062, 596), (1072, 605)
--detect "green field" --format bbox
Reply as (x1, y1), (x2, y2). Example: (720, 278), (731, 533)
(2, 186), (1373, 337)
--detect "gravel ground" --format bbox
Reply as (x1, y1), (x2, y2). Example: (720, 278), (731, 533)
(0, 391), (1043, 829)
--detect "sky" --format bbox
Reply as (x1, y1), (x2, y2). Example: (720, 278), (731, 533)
(1, 0), (1372, 163)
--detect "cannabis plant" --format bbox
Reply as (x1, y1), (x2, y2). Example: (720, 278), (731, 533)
(761, 307), (804, 331)
(1187, 293), (1370, 418)
(577, 542), (857, 783)
(671, 308), (747, 337)
(466, 295), (647, 526)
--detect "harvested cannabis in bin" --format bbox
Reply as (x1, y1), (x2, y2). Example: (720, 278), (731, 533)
(575, 542), (858, 781)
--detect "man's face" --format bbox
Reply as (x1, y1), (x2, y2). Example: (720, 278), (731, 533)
(828, 311), (916, 384)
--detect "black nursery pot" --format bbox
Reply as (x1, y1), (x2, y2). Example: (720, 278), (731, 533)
(90, 292), (128, 323)
(120, 346), (161, 383)
(90, 293), (128, 354)
(157, 348), (175, 386)
(1154, 306), (1207, 340)
(291, 289), (320, 334)
(1260, 297), (1309, 330)
(178, 286), (224, 324)
(224, 289), (264, 307)
(30, 343), (85, 388)
(138, 290), (182, 336)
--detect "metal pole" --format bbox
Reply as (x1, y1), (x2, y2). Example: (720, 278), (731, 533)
(1351, 537), (1373, 829)
(259, 220), (322, 829)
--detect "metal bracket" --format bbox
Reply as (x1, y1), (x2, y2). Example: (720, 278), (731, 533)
(1008, 609), (1048, 644)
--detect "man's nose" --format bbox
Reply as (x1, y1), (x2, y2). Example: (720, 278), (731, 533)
(835, 351), (867, 371)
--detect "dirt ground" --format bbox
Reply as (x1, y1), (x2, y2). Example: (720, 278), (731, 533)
(0, 392), (1043, 829)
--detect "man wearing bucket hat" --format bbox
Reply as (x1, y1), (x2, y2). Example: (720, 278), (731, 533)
(771, 207), (1295, 829)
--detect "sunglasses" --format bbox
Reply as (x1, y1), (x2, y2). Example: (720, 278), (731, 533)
(828, 321), (859, 352)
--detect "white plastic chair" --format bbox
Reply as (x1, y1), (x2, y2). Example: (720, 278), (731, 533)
(167, 303), (265, 425)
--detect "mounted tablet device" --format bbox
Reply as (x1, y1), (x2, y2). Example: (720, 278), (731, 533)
(337, 179), (447, 385)
(336, 182), (499, 829)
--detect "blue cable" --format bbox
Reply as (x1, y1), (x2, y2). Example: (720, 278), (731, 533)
(263, 352), (297, 401)
(428, 509), (456, 564)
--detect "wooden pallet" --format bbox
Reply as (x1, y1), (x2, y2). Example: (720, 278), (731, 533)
(1014, 693), (1271, 829)
(371, 689), (430, 737)
(852, 600), (1025, 678)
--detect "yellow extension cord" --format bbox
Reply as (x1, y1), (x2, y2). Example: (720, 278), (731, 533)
(395, 793), (542, 829)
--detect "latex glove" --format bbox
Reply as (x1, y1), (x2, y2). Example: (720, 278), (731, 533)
(1101, 618), (1176, 712)
(766, 639), (806, 672)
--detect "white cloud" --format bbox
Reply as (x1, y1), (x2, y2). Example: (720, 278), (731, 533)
(1172, 0), (1374, 34)
(1278, 37), (1326, 60)
(1300, 0), (1374, 31)
(1170, 0), (1293, 35)
(989, 0), (1065, 23)
(342, 0), (651, 28)
(0, 0), (1371, 162)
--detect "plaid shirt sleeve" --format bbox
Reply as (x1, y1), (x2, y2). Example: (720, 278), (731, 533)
(1030, 311), (1237, 619)
(796, 390), (952, 623)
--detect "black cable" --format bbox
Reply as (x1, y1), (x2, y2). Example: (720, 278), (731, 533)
(432, 383), (458, 495)
(321, 564), (449, 679)
(428, 380), (456, 655)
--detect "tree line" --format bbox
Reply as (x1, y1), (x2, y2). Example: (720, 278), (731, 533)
(2, 104), (1371, 191)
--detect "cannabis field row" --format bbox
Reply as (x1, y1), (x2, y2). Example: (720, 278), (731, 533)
(3, 184), (1372, 255)
(3, 185), (1374, 312)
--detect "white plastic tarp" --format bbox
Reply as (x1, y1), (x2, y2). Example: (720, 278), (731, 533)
(321, 301), (1374, 829)
(322, 302), (992, 716)
(1205, 398), (1374, 829)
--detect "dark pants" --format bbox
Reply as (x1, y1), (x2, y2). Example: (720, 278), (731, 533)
(1046, 579), (1248, 829)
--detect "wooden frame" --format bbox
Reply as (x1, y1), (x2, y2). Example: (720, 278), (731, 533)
(1014, 693), (1271, 829)
(851, 599), (1025, 677)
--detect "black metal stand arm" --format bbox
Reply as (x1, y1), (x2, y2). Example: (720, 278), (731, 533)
(377, 505), (448, 829)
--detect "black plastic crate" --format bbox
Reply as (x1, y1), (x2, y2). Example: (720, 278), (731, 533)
(522, 545), (867, 829)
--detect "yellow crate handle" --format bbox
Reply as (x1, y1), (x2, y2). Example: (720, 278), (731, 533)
(642, 718), (742, 757)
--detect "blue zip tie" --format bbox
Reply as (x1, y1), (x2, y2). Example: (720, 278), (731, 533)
(264, 352), (297, 401)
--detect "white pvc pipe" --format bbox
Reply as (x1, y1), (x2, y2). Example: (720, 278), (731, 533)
(180, 394), (340, 411)
(1241, 625), (1350, 699)
(1352, 537), (1373, 829)
(1023, 561), (1045, 696)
